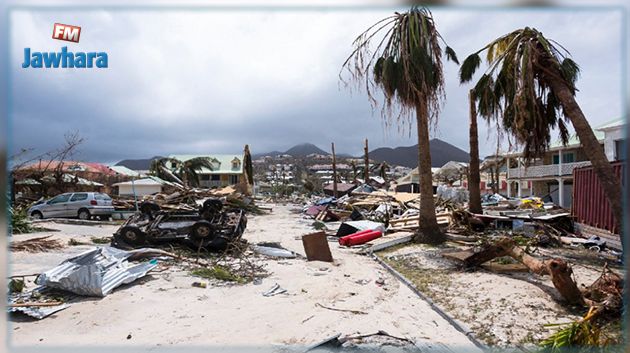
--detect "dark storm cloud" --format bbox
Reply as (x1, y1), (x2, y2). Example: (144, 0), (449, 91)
(9, 8), (623, 164)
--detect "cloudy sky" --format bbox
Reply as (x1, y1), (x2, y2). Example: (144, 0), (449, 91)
(9, 6), (623, 164)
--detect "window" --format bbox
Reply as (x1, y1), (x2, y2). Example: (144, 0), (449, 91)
(171, 162), (177, 168)
(231, 158), (241, 169)
(211, 175), (221, 181)
(200, 175), (210, 181)
(229, 175), (239, 184)
(95, 193), (112, 201)
(552, 152), (575, 164)
(70, 193), (88, 202)
(615, 140), (625, 160)
(48, 194), (71, 204)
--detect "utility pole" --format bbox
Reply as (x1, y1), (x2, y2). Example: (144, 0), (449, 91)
(364, 138), (369, 184)
(331, 142), (338, 198)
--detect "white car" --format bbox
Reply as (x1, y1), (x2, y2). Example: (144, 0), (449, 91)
(28, 192), (115, 220)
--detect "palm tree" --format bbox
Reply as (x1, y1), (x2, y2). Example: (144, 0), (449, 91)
(378, 161), (390, 181)
(467, 89), (482, 214)
(349, 160), (358, 182)
(149, 157), (215, 188)
(341, 6), (458, 244)
(149, 158), (182, 184)
(243, 145), (254, 186)
(459, 27), (623, 231)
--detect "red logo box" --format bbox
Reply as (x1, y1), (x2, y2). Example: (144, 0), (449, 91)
(52, 23), (81, 43)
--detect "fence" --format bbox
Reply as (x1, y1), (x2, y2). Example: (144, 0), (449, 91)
(572, 161), (624, 234)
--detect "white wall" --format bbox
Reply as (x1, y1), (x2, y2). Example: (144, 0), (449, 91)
(118, 184), (162, 196)
(603, 126), (624, 161)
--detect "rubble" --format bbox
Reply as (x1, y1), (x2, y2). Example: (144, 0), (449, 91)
(10, 235), (65, 252)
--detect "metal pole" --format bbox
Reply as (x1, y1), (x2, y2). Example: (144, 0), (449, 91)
(131, 176), (138, 211)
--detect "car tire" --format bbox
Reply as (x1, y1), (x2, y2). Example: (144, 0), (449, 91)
(117, 226), (147, 246)
(190, 221), (215, 242)
(31, 211), (43, 220)
(78, 209), (91, 220)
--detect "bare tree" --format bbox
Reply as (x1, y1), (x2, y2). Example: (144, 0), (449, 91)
(11, 131), (85, 200)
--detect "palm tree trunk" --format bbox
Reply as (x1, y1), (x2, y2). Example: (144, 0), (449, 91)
(491, 166), (499, 194)
(415, 101), (445, 244)
(548, 79), (623, 238)
(468, 90), (482, 214)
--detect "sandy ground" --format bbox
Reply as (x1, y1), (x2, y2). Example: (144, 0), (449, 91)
(8, 205), (482, 352)
(381, 242), (624, 347)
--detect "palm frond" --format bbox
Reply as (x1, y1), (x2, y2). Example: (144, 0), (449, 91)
(340, 6), (454, 129)
(459, 53), (481, 83)
(445, 46), (459, 65)
(461, 27), (583, 161)
(560, 58), (580, 89)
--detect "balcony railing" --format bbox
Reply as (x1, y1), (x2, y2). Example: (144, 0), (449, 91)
(508, 161), (591, 179)
(199, 180), (224, 188)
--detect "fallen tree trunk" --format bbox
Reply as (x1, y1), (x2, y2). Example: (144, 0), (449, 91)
(464, 237), (585, 306)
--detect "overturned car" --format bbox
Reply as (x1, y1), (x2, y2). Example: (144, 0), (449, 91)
(112, 198), (247, 251)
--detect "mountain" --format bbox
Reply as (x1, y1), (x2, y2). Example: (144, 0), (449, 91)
(284, 143), (329, 157)
(252, 150), (283, 159)
(369, 139), (469, 168)
(115, 156), (163, 171)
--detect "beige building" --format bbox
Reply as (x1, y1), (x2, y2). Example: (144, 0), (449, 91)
(504, 119), (625, 208)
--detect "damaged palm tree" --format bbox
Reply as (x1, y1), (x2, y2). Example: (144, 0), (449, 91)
(341, 6), (459, 244)
(149, 156), (215, 188)
(459, 27), (623, 250)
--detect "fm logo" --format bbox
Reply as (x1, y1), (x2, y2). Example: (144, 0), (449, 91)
(52, 23), (81, 43)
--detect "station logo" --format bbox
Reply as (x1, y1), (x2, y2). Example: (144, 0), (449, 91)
(52, 23), (81, 43)
(22, 23), (108, 69)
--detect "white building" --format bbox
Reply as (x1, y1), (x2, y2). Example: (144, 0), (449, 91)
(113, 177), (167, 196)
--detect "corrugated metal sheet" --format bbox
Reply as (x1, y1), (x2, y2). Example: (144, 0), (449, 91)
(8, 286), (73, 319)
(35, 247), (158, 297)
(572, 161), (624, 234)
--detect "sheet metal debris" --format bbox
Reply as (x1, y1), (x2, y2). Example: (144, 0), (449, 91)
(35, 246), (158, 297)
(8, 286), (74, 319)
(252, 245), (297, 258)
(262, 283), (287, 297)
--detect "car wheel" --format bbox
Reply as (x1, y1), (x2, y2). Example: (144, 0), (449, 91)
(116, 226), (146, 246)
(78, 209), (91, 220)
(190, 221), (215, 242)
(31, 211), (43, 220)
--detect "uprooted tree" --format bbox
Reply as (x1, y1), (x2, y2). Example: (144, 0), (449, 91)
(464, 237), (623, 317)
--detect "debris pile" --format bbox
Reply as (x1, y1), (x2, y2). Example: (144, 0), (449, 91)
(112, 185), (264, 215)
(10, 235), (66, 252)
